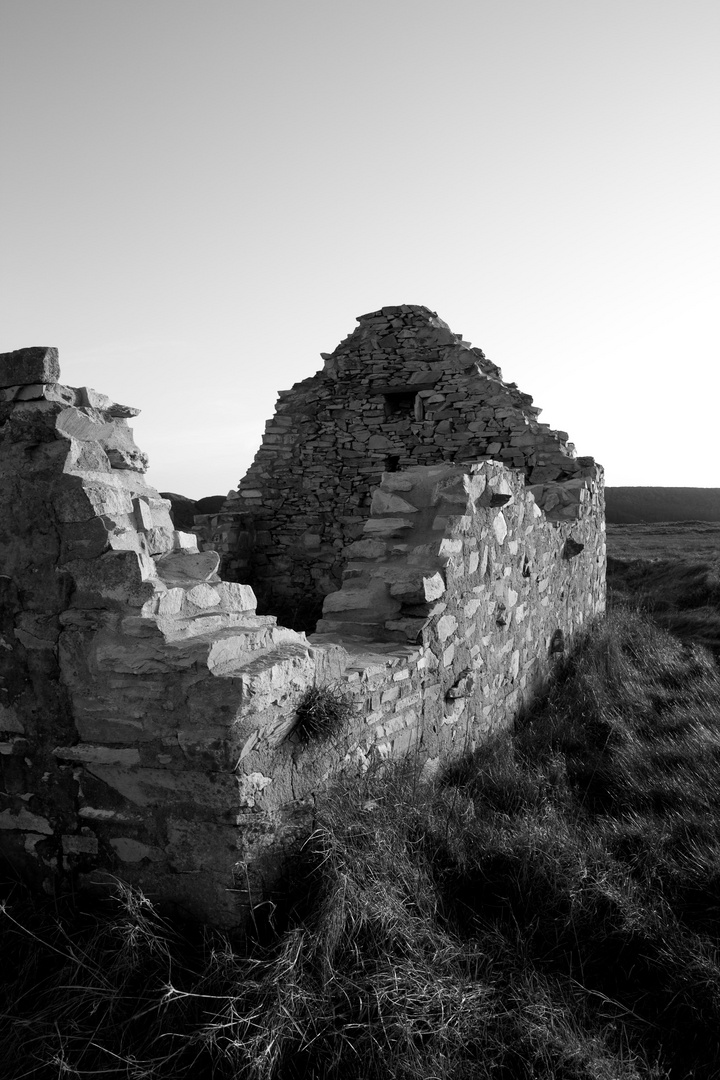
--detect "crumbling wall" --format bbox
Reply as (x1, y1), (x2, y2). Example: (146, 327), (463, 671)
(314, 458), (605, 759)
(0, 347), (343, 924)
(200, 305), (594, 629)
(0, 335), (605, 929)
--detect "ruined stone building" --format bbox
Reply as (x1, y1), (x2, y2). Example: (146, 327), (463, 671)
(201, 306), (597, 631)
(0, 310), (605, 927)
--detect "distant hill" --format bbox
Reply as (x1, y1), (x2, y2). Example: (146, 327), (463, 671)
(160, 492), (226, 531)
(606, 488), (720, 524)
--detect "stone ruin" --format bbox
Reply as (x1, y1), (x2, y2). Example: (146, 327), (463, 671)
(200, 305), (599, 631)
(0, 308), (606, 927)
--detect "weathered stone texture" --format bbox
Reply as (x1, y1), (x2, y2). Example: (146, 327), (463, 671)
(0, 371), (334, 923)
(199, 305), (593, 628)
(0, 346), (60, 388)
(314, 459), (605, 763)
(0, 312), (605, 928)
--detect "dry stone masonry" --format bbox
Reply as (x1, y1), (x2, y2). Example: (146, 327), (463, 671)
(199, 305), (596, 630)
(0, 313), (605, 927)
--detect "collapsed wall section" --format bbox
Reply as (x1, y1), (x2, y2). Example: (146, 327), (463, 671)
(0, 339), (605, 929)
(0, 347), (347, 925)
(313, 458), (605, 761)
(199, 305), (593, 629)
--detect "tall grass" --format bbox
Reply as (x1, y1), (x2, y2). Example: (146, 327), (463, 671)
(608, 555), (720, 657)
(4, 592), (720, 1076)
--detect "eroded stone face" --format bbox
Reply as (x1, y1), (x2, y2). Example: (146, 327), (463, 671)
(0, 327), (605, 929)
(0, 346), (60, 388)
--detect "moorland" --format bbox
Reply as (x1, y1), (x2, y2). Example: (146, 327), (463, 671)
(606, 488), (720, 524)
(2, 521), (720, 1079)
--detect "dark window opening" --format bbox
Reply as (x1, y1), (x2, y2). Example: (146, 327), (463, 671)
(383, 391), (416, 418)
(385, 455), (401, 473)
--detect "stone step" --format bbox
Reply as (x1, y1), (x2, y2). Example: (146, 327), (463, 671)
(99, 615), (307, 677)
(145, 581), (258, 626)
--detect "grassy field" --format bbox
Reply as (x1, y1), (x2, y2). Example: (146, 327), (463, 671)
(3, 526), (720, 1078)
(607, 521), (720, 562)
(608, 522), (720, 660)
(605, 488), (720, 524)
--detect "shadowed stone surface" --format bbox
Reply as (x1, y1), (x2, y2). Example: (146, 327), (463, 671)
(0, 316), (605, 928)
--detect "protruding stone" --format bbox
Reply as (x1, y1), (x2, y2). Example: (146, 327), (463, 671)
(156, 550), (220, 584)
(363, 518), (415, 536)
(78, 386), (141, 417)
(185, 584), (221, 610)
(563, 536), (585, 559)
(370, 490), (419, 515)
(64, 550), (158, 608)
(492, 512), (508, 544)
(422, 572), (446, 601)
(0, 346), (59, 388)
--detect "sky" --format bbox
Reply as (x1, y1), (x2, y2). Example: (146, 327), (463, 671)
(2, 0), (719, 499)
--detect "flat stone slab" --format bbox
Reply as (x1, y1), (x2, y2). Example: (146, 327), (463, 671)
(0, 346), (60, 388)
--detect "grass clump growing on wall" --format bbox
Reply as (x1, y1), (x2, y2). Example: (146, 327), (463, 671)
(4, 581), (720, 1076)
(292, 683), (355, 743)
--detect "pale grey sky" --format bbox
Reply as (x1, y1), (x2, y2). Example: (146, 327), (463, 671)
(3, 0), (718, 497)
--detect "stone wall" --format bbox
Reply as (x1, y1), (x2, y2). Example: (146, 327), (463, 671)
(199, 305), (595, 630)
(0, 332), (605, 928)
(0, 347), (341, 924)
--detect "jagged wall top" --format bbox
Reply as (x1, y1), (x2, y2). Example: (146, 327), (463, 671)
(321, 305), (507, 388)
(205, 304), (596, 628)
(0, 337), (605, 929)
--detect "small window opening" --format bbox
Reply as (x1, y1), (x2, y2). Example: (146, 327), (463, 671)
(383, 391), (416, 418)
(385, 455), (400, 473)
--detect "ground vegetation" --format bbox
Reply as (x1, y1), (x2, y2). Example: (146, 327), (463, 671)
(3, 534), (720, 1078)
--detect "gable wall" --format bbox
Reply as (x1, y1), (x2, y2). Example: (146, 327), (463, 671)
(199, 306), (596, 629)
(0, 325), (605, 928)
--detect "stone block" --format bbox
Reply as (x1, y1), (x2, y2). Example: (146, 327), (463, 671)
(0, 346), (60, 388)
(64, 550), (159, 609)
(380, 474), (414, 491)
(438, 538), (462, 561)
(363, 517), (415, 536)
(54, 475), (135, 523)
(215, 582), (257, 613)
(370, 490), (419, 515)
(492, 512), (508, 544)
(437, 615), (458, 642)
(423, 573), (446, 601)
(145, 527), (176, 555)
(59, 517), (112, 562)
(184, 584), (222, 610)
(156, 549), (220, 584)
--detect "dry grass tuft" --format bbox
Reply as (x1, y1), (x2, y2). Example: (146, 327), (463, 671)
(292, 684), (356, 743)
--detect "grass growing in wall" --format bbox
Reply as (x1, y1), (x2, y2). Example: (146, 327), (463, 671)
(4, 564), (720, 1076)
(292, 684), (356, 743)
